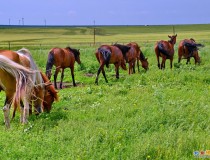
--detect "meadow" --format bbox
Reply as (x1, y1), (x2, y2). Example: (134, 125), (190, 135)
(0, 24), (210, 159)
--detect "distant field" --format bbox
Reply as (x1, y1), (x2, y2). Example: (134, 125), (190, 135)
(0, 24), (210, 159)
(0, 24), (210, 49)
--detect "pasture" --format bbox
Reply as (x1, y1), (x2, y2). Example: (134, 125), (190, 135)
(0, 24), (210, 159)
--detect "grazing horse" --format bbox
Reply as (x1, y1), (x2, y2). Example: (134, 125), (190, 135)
(46, 47), (81, 89)
(0, 49), (58, 121)
(126, 42), (148, 74)
(0, 55), (34, 128)
(155, 34), (177, 69)
(17, 49), (58, 112)
(178, 38), (204, 64)
(95, 44), (127, 84)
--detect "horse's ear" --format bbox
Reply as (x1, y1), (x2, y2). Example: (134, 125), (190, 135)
(168, 35), (171, 38)
(175, 34), (177, 37)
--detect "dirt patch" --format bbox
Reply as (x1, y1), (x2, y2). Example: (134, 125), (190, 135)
(84, 73), (95, 77)
(55, 82), (85, 90)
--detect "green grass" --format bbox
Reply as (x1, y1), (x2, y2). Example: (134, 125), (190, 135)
(0, 24), (210, 159)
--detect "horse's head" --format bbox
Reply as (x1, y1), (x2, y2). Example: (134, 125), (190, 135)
(140, 51), (149, 70)
(74, 49), (81, 65)
(40, 72), (58, 112)
(168, 34), (177, 45)
(43, 83), (58, 112)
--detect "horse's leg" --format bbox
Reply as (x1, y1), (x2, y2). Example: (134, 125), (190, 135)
(21, 96), (30, 124)
(3, 97), (11, 128)
(70, 67), (76, 87)
(133, 59), (136, 74)
(193, 56), (197, 65)
(54, 68), (60, 89)
(115, 63), (120, 79)
(137, 58), (140, 72)
(155, 48), (160, 69)
(161, 58), (166, 69)
(33, 90), (43, 115)
(128, 62), (132, 74)
(95, 67), (101, 85)
(170, 58), (173, 69)
(60, 68), (64, 89)
(178, 56), (181, 63)
(101, 67), (108, 83)
(186, 58), (190, 64)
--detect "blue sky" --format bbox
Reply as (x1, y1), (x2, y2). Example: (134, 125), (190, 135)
(1, 0), (210, 25)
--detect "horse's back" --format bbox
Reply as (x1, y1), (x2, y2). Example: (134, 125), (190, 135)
(49, 47), (74, 67)
(0, 50), (22, 64)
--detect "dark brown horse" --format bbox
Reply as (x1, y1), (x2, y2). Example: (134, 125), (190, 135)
(155, 34), (177, 69)
(178, 38), (204, 64)
(95, 44), (128, 84)
(46, 47), (81, 89)
(126, 42), (148, 74)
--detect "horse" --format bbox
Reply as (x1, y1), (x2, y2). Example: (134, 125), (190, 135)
(17, 49), (58, 113)
(95, 44), (128, 84)
(0, 55), (34, 128)
(0, 49), (58, 121)
(126, 42), (149, 74)
(154, 34), (177, 69)
(178, 38), (204, 64)
(46, 47), (81, 89)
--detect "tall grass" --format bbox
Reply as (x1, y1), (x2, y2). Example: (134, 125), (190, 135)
(0, 25), (210, 159)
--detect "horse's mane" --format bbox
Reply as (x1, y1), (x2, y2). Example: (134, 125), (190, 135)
(139, 50), (146, 61)
(113, 43), (130, 57)
(66, 46), (80, 58)
(17, 48), (43, 86)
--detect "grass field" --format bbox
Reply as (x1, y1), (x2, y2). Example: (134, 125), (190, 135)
(0, 24), (210, 159)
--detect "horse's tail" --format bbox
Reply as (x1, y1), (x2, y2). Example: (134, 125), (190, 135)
(46, 51), (54, 76)
(98, 48), (111, 68)
(0, 55), (34, 111)
(184, 42), (204, 51)
(157, 42), (171, 57)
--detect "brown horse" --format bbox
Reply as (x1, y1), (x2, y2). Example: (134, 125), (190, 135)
(0, 49), (58, 122)
(95, 44), (128, 84)
(155, 34), (177, 69)
(178, 38), (204, 64)
(126, 42), (149, 74)
(46, 47), (81, 89)
(0, 55), (34, 128)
